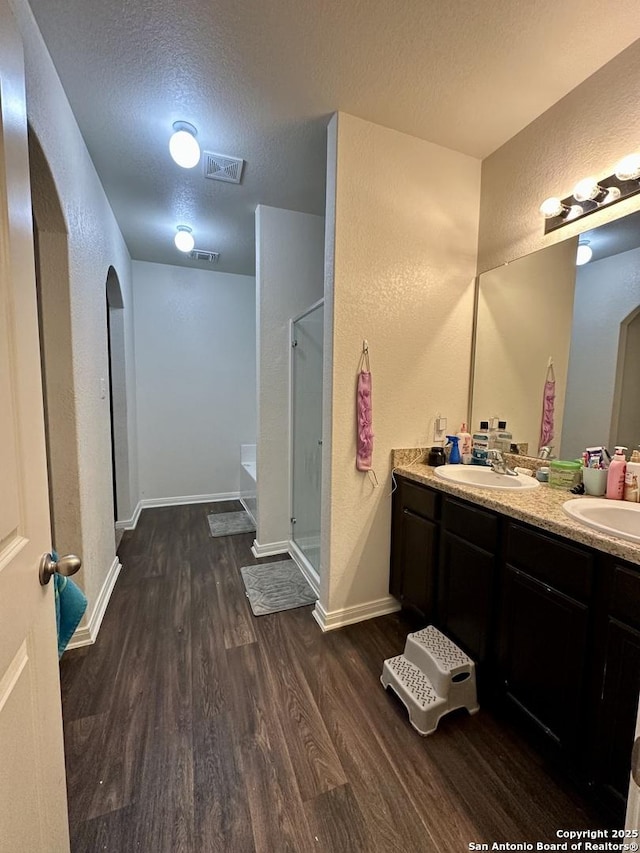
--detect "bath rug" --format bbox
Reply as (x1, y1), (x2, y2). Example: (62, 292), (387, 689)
(207, 510), (256, 537)
(240, 560), (317, 616)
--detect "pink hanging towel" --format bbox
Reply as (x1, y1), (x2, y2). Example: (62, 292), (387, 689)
(356, 343), (373, 472)
(538, 359), (556, 452)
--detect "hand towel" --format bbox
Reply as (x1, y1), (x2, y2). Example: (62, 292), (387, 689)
(54, 573), (87, 658)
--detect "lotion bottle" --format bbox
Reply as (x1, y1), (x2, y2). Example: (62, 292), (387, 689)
(624, 449), (640, 502)
(606, 446), (628, 500)
(457, 422), (472, 464)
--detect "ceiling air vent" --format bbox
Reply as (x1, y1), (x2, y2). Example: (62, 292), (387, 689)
(203, 151), (244, 184)
(189, 249), (220, 263)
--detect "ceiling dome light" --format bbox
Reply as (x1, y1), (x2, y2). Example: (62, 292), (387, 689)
(174, 225), (195, 253)
(169, 121), (200, 169)
(614, 153), (640, 182)
(576, 240), (592, 266)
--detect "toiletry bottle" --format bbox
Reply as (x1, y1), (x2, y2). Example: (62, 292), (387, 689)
(456, 422), (472, 464)
(606, 446), (628, 500)
(487, 417), (500, 450)
(624, 449), (640, 502)
(446, 435), (461, 464)
(472, 421), (490, 466)
(497, 420), (512, 454)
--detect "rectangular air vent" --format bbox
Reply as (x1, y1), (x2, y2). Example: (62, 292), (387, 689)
(203, 151), (244, 184)
(189, 249), (220, 263)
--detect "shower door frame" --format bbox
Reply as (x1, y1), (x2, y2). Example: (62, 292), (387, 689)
(288, 297), (324, 595)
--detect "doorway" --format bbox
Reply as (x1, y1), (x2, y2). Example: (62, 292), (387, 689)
(105, 267), (130, 546)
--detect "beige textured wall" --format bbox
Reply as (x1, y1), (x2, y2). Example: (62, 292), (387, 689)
(479, 39), (640, 273)
(472, 238), (577, 455)
(319, 112), (481, 624)
(12, 0), (135, 625)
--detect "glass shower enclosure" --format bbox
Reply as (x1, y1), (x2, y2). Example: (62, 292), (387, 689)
(290, 300), (324, 580)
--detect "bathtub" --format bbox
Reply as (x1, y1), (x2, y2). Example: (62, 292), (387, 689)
(240, 444), (257, 525)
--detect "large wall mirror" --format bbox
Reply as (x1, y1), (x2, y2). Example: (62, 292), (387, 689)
(470, 210), (640, 461)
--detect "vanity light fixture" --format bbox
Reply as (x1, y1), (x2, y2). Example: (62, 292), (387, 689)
(174, 225), (195, 253)
(540, 151), (640, 234)
(576, 239), (592, 266)
(169, 122), (201, 169)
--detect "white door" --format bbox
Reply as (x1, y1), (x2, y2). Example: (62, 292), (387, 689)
(626, 698), (640, 830)
(0, 3), (71, 852)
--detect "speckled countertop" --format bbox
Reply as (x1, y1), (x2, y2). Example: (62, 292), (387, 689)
(392, 449), (640, 566)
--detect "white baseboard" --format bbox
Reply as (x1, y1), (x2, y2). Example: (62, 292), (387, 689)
(312, 595), (400, 632)
(66, 556), (122, 650)
(288, 540), (320, 596)
(251, 538), (290, 558)
(116, 491), (242, 531)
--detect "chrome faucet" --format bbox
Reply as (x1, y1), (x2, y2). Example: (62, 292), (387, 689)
(487, 449), (517, 476)
(539, 445), (555, 460)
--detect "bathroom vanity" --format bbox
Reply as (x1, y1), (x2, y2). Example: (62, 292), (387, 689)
(390, 461), (640, 821)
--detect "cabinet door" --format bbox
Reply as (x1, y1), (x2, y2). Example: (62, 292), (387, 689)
(397, 508), (438, 620)
(439, 532), (494, 662)
(596, 619), (640, 811)
(501, 566), (589, 752)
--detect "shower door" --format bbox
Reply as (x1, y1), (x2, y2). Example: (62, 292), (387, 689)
(291, 300), (324, 577)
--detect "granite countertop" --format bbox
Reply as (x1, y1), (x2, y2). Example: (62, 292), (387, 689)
(392, 450), (640, 566)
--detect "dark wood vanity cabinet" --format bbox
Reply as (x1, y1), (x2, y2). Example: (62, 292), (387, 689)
(389, 474), (640, 820)
(592, 560), (640, 812)
(438, 497), (499, 664)
(500, 523), (593, 755)
(389, 477), (439, 620)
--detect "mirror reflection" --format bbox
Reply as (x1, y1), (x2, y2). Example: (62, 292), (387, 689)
(471, 210), (640, 461)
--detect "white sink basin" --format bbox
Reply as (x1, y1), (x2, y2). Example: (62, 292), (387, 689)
(563, 498), (640, 544)
(434, 465), (540, 491)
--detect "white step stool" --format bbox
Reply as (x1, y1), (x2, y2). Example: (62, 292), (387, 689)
(380, 625), (479, 736)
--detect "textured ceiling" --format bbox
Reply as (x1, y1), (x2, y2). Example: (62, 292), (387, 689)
(26, 0), (640, 275)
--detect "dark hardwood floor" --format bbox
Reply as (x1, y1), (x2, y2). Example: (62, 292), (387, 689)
(60, 502), (605, 852)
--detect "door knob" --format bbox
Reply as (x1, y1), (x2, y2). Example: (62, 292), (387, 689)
(39, 552), (82, 586)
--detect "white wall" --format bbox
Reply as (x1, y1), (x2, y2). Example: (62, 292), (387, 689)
(11, 0), (136, 627)
(318, 112), (481, 629)
(561, 245), (640, 457)
(255, 206), (325, 552)
(133, 261), (256, 502)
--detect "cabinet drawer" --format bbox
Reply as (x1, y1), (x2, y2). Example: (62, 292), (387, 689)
(506, 523), (593, 602)
(610, 563), (640, 630)
(400, 479), (439, 521)
(442, 497), (498, 554)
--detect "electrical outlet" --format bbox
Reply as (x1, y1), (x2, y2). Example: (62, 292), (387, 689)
(434, 414), (447, 443)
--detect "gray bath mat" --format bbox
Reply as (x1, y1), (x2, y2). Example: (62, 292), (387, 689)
(240, 560), (317, 616)
(207, 510), (256, 537)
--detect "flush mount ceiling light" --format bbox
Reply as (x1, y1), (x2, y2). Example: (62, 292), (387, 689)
(540, 151), (640, 234)
(576, 239), (593, 266)
(174, 225), (195, 253)
(169, 121), (200, 169)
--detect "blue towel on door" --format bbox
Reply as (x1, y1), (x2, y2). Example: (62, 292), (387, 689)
(54, 573), (87, 658)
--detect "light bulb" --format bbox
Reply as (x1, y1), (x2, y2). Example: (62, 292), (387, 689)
(539, 197), (564, 219)
(576, 240), (592, 266)
(169, 122), (200, 169)
(174, 226), (195, 253)
(614, 153), (640, 181)
(572, 177), (601, 203)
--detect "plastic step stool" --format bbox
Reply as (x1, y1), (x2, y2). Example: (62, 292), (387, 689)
(380, 625), (479, 736)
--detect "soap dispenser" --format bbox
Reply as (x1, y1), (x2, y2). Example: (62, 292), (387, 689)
(446, 435), (461, 464)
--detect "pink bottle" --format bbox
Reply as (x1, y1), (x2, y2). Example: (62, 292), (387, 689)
(606, 446), (628, 500)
